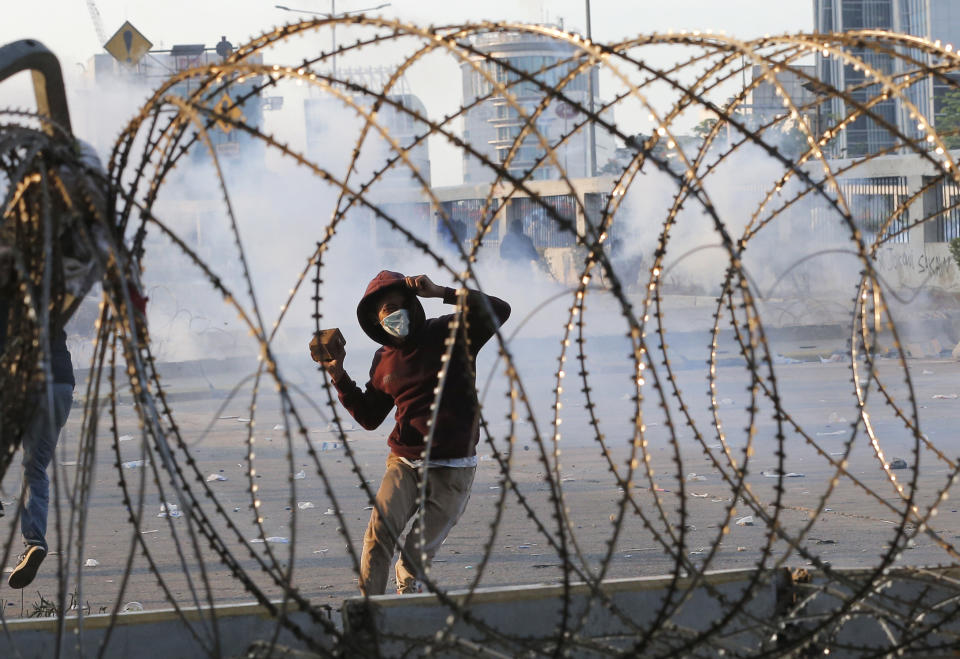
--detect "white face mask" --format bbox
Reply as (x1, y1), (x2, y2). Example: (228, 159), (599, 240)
(381, 308), (410, 338)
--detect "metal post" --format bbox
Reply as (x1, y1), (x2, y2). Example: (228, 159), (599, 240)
(0, 40), (72, 135)
(585, 0), (597, 177)
(275, 3), (390, 80)
(331, 0), (337, 80)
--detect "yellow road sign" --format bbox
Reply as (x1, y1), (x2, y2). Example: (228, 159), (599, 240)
(104, 21), (153, 66)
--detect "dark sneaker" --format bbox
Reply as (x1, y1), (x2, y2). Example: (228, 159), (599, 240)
(8, 545), (45, 589)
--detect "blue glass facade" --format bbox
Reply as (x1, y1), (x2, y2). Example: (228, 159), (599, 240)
(814, 0), (934, 157)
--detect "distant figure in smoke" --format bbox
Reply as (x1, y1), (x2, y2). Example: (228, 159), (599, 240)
(310, 271), (510, 595)
(602, 234), (644, 290)
(499, 219), (542, 273)
(438, 216), (467, 254)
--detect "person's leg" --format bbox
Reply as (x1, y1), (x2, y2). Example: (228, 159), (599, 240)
(395, 466), (475, 593)
(11, 383), (72, 589)
(359, 455), (419, 596)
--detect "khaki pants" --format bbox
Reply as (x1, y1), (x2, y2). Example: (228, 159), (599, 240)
(359, 454), (475, 595)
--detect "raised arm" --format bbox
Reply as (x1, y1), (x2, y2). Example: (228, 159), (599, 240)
(405, 274), (510, 353)
(457, 287), (510, 353)
(310, 337), (393, 430)
(331, 368), (394, 430)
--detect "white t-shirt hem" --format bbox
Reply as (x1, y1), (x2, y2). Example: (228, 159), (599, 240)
(398, 455), (478, 469)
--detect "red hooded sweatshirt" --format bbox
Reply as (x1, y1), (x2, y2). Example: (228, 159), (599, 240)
(331, 271), (510, 461)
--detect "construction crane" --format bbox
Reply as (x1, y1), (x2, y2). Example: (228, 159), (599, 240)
(85, 0), (107, 48)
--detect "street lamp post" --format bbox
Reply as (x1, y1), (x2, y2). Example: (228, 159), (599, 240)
(802, 79), (831, 156)
(585, 0), (597, 177)
(275, 2), (391, 79)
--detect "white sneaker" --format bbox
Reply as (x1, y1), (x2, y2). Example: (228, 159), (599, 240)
(396, 578), (424, 594)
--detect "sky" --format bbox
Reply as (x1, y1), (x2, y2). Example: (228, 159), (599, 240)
(3, 1), (813, 64)
(0, 1), (814, 186)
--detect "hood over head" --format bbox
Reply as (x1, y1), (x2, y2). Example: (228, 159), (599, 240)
(357, 270), (426, 346)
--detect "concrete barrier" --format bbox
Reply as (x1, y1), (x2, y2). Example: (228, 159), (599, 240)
(0, 600), (337, 658)
(342, 566), (960, 657)
(5, 567), (959, 656)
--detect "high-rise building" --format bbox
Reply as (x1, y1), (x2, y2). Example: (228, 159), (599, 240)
(748, 64), (818, 129)
(813, 0), (960, 157)
(303, 69), (431, 187)
(928, 0), (960, 121)
(460, 29), (613, 183)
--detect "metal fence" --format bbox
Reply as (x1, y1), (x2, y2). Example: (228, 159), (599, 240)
(923, 175), (960, 242)
(438, 198), (499, 243)
(506, 194), (578, 248)
(809, 176), (911, 245)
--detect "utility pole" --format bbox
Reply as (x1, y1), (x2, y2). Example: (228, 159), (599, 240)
(331, 0), (336, 80)
(275, 3), (390, 80)
(586, 0), (597, 176)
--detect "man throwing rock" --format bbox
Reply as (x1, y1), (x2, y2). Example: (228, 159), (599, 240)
(310, 271), (510, 595)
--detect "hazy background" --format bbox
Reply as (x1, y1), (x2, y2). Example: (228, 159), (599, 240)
(2, 1), (813, 187)
(1, 1), (844, 436)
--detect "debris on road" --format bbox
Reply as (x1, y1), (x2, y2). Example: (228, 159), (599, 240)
(158, 503), (182, 518)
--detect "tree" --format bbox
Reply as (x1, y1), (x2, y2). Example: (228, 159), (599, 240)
(772, 119), (810, 159)
(949, 236), (960, 271)
(937, 88), (960, 149)
(692, 117), (718, 142)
